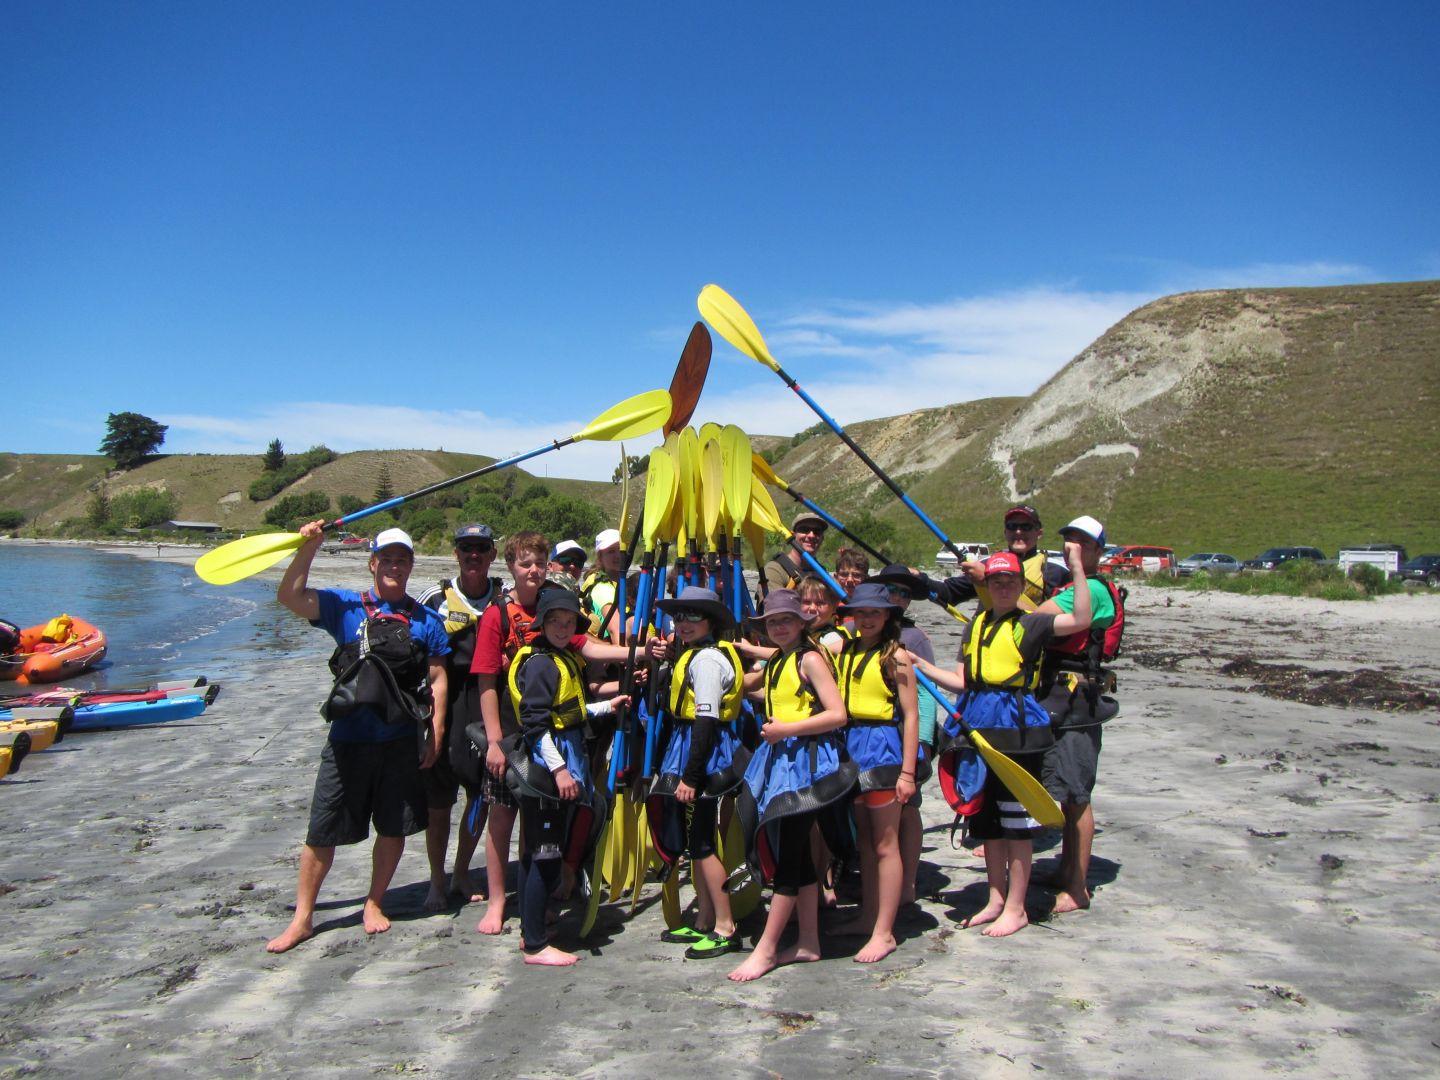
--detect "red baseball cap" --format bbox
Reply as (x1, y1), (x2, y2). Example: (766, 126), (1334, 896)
(984, 551), (1022, 577)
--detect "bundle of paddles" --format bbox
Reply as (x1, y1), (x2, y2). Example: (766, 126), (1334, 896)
(196, 286), (1123, 978)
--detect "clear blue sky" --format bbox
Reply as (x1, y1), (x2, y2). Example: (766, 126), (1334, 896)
(4, 2), (1436, 479)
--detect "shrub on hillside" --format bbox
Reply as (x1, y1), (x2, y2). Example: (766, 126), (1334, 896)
(248, 445), (337, 501)
(264, 491), (331, 530)
(108, 488), (179, 529)
(0, 508), (25, 530)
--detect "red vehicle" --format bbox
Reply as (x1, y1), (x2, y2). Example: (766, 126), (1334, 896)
(1101, 545), (1176, 574)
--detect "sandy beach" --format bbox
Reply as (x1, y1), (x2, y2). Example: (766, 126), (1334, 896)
(2, 558), (1439, 1078)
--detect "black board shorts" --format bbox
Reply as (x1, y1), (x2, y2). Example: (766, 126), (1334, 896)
(1042, 725), (1102, 806)
(306, 738), (427, 847)
(966, 752), (1044, 842)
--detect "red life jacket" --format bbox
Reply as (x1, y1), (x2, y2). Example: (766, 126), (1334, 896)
(1048, 577), (1126, 669)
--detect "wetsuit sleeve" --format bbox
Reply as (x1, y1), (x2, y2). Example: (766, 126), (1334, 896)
(1043, 560), (1073, 597)
(1017, 612), (1059, 661)
(470, 606), (504, 676)
(681, 649), (731, 788)
(916, 572), (976, 607)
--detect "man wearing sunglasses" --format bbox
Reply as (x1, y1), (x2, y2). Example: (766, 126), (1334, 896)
(762, 511), (828, 595)
(415, 523), (504, 911)
(918, 505), (1070, 615)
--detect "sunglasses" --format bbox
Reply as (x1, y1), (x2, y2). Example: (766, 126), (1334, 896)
(672, 611), (709, 624)
(1004, 522), (1038, 532)
(457, 542), (494, 554)
(793, 525), (825, 535)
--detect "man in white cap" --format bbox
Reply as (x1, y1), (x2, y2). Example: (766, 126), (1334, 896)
(580, 528), (625, 641)
(547, 540), (586, 592)
(1034, 514), (1123, 914)
(266, 522), (451, 953)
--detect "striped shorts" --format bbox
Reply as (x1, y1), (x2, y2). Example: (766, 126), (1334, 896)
(966, 751), (1044, 841)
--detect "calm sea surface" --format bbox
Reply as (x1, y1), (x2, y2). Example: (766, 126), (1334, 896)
(0, 544), (329, 689)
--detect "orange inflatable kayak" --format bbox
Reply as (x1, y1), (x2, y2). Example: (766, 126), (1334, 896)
(0, 615), (107, 685)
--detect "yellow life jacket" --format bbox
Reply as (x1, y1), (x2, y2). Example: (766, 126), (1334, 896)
(835, 636), (896, 723)
(440, 578), (499, 639)
(763, 643), (827, 724)
(579, 571), (616, 638)
(506, 643), (587, 731)
(41, 614), (75, 644)
(668, 640), (743, 723)
(962, 609), (1040, 692)
(974, 550), (1049, 612)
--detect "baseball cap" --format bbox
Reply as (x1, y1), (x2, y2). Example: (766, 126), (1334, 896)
(550, 540), (585, 563)
(594, 528), (622, 551)
(453, 522), (494, 543)
(371, 528), (414, 553)
(983, 551), (1022, 577)
(1059, 515), (1106, 546)
(791, 511), (827, 533)
(1004, 505), (1041, 527)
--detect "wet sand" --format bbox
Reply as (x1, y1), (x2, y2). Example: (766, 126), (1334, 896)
(2, 572), (1439, 1077)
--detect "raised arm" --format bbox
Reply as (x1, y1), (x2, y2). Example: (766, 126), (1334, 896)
(276, 519), (326, 621)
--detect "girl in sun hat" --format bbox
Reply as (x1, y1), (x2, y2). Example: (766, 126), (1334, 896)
(728, 590), (855, 983)
(907, 546), (1092, 939)
(827, 582), (922, 964)
(645, 586), (751, 959)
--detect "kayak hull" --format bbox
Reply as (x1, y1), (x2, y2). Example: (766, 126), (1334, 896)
(67, 695), (209, 732)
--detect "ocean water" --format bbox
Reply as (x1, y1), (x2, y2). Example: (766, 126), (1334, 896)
(0, 544), (329, 689)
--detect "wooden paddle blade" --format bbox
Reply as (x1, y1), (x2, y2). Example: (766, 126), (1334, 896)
(969, 730), (1063, 827)
(678, 427), (700, 544)
(720, 426), (752, 528)
(665, 322), (712, 435)
(642, 447), (678, 551)
(194, 531), (306, 585)
(697, 284), (780, 373)
(576, 389), (672, 443)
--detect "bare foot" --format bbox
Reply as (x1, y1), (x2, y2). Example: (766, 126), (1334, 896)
(728, 947), (778, 982)
(982, 910), (1028, 937)
(362, 901), (391, 935)
(854, 933), (898, 963)
(1052, 889), (1091, 914)
(971, 844), (986, 861)
(451, 872), (484, 902)
(829, 917), (873, 938)
(476, 903), (507, 935)
(265, 918), (313, 954)
(423, 880), (450, 912)
(523, 945), (579, 967)
(775, 942), (821, 966)
(962, 902), (1004, 929)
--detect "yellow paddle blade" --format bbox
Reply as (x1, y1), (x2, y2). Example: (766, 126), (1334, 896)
(742, 517), (769, 568)
(720, 807), (761, 920)
(661, 870), (682, 930)
(697, 421), (722, 448)
(748, 475), (786, 535)
(720, 426), (752, 530)
(643, 446), (677, 552)
(194, 531), (305, 585)
(697, 284), (780, 373)
(970, 730), (1063, 827)
(750, 450), (787, 491)
(700, 439), (725, 546)
(607, 792), (631, 897)
(576, 388), (672, 443)
(617, 443), (633, 543)
(678, 427), (700, 543)
(580, 819), (610, 937)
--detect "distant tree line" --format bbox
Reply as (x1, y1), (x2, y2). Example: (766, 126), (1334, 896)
(248, 444), (337, 501)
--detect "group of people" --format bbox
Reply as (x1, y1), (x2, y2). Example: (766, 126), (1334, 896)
(265, 500), (1124, 984)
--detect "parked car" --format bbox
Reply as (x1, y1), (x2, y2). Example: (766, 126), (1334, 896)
(1399, 554), (1440, 586)
(1177, 552), (1241, 576)
(1101, 545), (1177, 574)
(1241, 546), (1326, 571)
(323, 532), (370, 552)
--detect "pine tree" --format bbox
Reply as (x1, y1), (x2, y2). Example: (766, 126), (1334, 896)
(262, 439), (286, 471)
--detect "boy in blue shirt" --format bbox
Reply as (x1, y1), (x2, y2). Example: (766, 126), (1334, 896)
(267, 523), (450, 953)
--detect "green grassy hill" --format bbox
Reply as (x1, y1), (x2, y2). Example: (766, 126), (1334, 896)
(762, 279), (1440, 564)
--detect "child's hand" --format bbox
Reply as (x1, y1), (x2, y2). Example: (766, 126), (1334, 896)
(675, 780), (696, 804)
(607, 694), (629, 713)
(646, 637), (672, 662)
(554, 767), (579, 801)
(760, 721), (786, 745)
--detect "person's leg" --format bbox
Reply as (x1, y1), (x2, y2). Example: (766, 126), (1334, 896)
(984, 839), (1031, 937)
(964, 838), (1010, 929)
(519, 799), (578, 966)
(810, 822), (837, 908)
(1053, 801), (1094, 913)
(477, 802), (517, 934)
(452, 793), (486, 900)
(900, 801), (921, 904)
(856, 801), (902, 963)
(266, 844), (334, 953)
(833, 803), (877, 936)
(728, 891), (796, 982)
(695, 854), (735, 937)
(730, 813), (821, 981)
(364, 834), (405, 934)
(423, 807), (452, 911)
